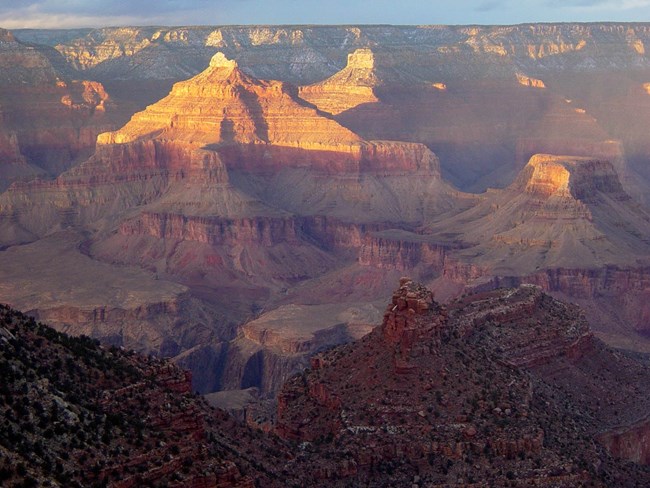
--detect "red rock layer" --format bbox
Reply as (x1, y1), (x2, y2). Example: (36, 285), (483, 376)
(358, 233), (447, 270)
(598, 417), (650, 466)
(274, 282), (650, 486)
(119, 212), (298, 247)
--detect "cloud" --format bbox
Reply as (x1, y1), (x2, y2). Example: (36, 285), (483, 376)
(0, 13), (140, 29)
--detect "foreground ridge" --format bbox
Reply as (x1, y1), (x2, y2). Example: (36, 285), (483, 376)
(1, 282), (650, 486)
(0, 304), (286, 487)
(275, 280), (650, 487)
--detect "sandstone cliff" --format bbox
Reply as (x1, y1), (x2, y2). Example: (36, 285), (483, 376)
(298, 47), (421, 115)
(430, 154), (650, 271)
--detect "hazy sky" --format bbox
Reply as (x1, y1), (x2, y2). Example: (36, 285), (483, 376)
(2, 0), (650, 29)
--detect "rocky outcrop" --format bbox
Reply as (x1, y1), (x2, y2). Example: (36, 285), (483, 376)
(514, 154), (628, 201)
(15, 24), (650, 193)
(274, 281), (650, 486)
(99, 51), (362, 153)
(381, 278), (447, 367)
(299, 48), (382, 115)
(516, 73), (546, 88)
(429, 154), (650, 273)
(424, 155), (650, 348)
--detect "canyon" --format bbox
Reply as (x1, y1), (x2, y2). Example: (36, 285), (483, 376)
(0, 22), (650, 417)
(2, 282), (649, 486)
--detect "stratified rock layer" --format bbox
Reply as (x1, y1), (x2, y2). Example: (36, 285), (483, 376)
(0, 28), (122, 185)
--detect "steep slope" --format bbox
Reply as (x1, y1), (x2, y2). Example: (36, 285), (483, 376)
(99, 52), (362, 151)
(437, 154), (650, 273)
(0, 304), (289, 487)
(275, 280), (650, 487)
(3, 281), (649, 487)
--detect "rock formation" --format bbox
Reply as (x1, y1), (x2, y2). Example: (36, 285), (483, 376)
(413, 154), (650, 347)
(0, 28), (122, 187)
(13, 24), (650, 193)
(275, 280), (650, 486)
(4, 283), (650, 486)
(0, 49), (463, 397)
(299, 48), (380, 114)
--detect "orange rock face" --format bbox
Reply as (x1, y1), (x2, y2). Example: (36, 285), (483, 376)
(299, 48), (381, 115)
(100, 52), (361, 151)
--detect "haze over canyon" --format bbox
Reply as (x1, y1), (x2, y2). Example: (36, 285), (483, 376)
(1, 22), (650, 486)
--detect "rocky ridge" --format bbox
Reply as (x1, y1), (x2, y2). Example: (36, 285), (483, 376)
(275, 280), (650, 486)
(0, 303), (292, 487)
(3, 282), (650, 487)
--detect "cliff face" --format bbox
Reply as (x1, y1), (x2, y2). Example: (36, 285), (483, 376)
(0, 232), (235, 360)
(358, 232), (447, 271)
(599, 417), (650, 466)
(299, 48), (382, 115)
(428, 154), (650, 271)
(18, 24), (650, 83)
(274, 281), (650, 486)
(99, 51), (361, 151)
(0, 29), (122, 185)
(9, 24), (650, 194)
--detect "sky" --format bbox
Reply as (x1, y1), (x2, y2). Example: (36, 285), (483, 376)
(1, 0), (650, 29)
